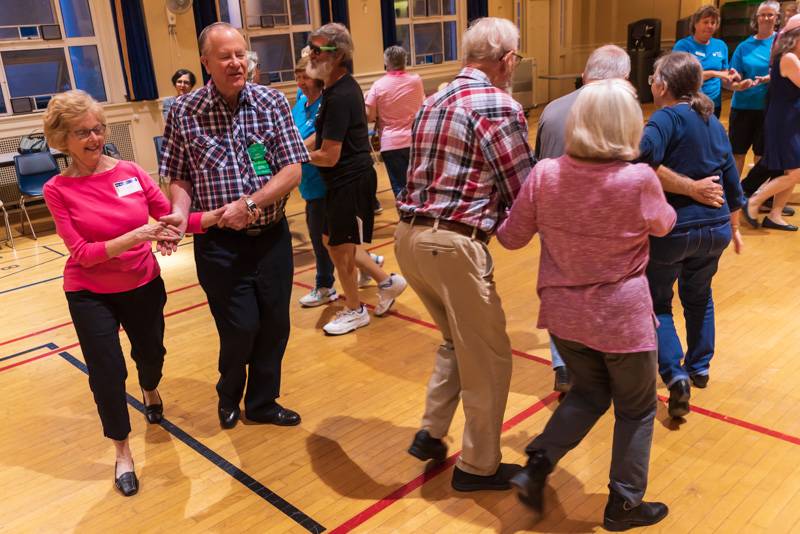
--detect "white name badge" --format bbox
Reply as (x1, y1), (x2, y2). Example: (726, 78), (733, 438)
(113, 177), (143, 197)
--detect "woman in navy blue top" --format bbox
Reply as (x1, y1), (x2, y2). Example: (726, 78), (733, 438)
(744, 16), (800, 231)
(639, 52), (744, 419)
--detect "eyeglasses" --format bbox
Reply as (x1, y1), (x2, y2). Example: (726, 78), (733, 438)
(502, 50), (524, 66)
(308, 43), (338, 55)
(72, 124), (106, 140)
(648, 75), (657, 85)
(757, 13), (777, 19)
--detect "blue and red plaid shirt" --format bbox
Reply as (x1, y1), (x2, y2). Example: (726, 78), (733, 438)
(398, 68), (536, 233)
(160, 81), (309, 226)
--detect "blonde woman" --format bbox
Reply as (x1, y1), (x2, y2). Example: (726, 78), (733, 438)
(42, 90), (220, 496)
(497, 79), (674, 530)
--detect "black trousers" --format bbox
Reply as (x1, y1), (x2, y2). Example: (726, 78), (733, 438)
(66, 276), (167, 441)
(193, 218), (293, 417)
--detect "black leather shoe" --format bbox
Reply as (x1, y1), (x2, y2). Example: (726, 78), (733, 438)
(690, 374), (709, 389)
(742, 199), (760, 229)
(667, 379), (691, 418)
(603, 490), (668, 531)
(142, 388), (163, 424)
(247, 406), (301, 426)
(510, 449), (553, 516)
(218, 406), (241, 429)
(114, 462), (139, 497)
(553, 366), (571, 393)
(762, 217), (799, 231)
(408, 429), (448, 463)
(761, 199), (796, 216)
(451, 463), (522, 492)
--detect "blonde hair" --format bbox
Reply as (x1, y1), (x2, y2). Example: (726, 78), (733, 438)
(565, 79), (643, 161)
(42, 90), (106, 153)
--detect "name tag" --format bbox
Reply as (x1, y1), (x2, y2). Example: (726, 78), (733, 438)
(695, 51), (706, 58)
(113, 177), (143, 197)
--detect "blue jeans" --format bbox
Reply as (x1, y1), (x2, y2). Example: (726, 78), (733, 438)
(305, 198), (335, 289)
(550, 337), (565, 369)
(646, 222), (731, 387)
(381, 148), (410, 198)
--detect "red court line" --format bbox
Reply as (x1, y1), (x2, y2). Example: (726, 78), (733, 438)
(329, 391), (561, 534)
(0, 321), (73, 348)
(656, 395), (800, 447)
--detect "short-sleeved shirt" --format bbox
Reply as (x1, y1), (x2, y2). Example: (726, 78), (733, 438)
(673, 36), (729, 108)
(365, 71), (425, 151)
(730, 33), (775, 110)
(314, 73), (373, 189)
(160, 81), (309, 226)
(291, 89), (326, 200)
(398, 67), (536, 233)
(534, 87), (582, 159)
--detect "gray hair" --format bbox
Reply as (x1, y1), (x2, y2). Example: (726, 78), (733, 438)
(309, 23), (354, 64)
(462, 17), (520, 63)
(384, 46), (407, 71)
(198, 22), (242, 55)
(246, 50), (259, 82)
(583, 44), (631, 82)
(751, 1), (781, 32)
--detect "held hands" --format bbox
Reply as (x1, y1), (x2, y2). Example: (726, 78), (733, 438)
(156, 212), (187, 256)
(724, 68), (742, 84)
(690, 176), (724, 208)
(136, 222), (182, 245)
(217, 197), (261, 230)
(200, 206), (228, 229)
(732, 78), (755, 91)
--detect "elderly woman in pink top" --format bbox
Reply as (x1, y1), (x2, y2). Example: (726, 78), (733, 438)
(497, 80), (676, 531)
(42, 91), (225, 497)
(365, 45), (425, 198)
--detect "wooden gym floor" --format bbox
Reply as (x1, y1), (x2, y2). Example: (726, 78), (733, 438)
(1, 102), (800, 533)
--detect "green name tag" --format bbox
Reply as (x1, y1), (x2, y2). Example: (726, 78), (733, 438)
(247, 143), (271, 177)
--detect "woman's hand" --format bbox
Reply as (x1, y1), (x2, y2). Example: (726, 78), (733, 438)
(157, 212), (187, 256)
(135, 222), (181, 244)
(200, 206), (228, 229)
(731, 227), (743, 254)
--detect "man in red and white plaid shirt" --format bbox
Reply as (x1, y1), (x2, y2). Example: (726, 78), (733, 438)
(397, 18), (536, 492)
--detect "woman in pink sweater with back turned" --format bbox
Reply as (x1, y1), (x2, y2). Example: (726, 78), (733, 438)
(42, 91), (224, 497)
(497, 80), (677, 531)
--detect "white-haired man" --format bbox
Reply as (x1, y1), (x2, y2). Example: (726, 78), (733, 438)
(396, 17), (536, 492)
(536, 44), (726, 394)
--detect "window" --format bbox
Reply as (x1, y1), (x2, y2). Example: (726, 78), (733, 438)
(218, 0), (315, 85)
(0, 0), (109, 114)
(394, 0), (460, 66)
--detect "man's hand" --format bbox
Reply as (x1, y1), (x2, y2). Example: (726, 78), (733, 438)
(218, 197), (255, 230)
(157, 211), (187, 256)
(690, 176), (725, 208)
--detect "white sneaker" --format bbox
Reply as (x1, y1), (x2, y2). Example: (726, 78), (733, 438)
(358, 253), (385, 288)
(323, 305), (370, 335)
(374, 273), (407, 317)
(299, 287), (338, 307)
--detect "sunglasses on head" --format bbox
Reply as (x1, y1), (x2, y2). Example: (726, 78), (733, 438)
(308, 43), (338, 55)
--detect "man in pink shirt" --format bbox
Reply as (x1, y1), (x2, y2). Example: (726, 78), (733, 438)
(365, 46), (425, 198)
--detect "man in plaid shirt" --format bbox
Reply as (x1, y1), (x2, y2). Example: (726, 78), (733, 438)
(160, 22), (308, 430)
(397, 18), (536, 492)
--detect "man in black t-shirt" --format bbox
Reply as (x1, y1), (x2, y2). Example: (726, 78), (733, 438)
(307, 23), (406, 336)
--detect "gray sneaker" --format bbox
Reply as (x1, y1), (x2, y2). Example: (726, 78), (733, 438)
(358, 253), (385, 288)
(299, 287), (338, 307)
(374, 273), (407, 316)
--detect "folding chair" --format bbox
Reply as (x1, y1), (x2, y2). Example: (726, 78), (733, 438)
(0, 199), (13, 248)
(14, 151), (59, 240)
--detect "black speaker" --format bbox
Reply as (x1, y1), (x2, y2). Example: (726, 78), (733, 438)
(676, 16), (692, 41)
(627, 19), (662, 104)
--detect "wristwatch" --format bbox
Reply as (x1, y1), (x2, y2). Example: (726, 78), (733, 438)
(243, 196), (258, 214)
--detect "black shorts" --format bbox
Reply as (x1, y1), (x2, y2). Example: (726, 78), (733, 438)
(323, 167), (377, 246)
(728, 108), (765, 156)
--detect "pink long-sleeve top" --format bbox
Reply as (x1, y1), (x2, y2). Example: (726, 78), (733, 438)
(43, 160), (179, 294)
(497, 156), (677, 353)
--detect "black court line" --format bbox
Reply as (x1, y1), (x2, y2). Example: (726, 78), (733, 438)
(0, 254), (66, 280)
(43, 245), (66, 257)
(0, 342), (58, 362)
(0, 275), (63, 296)
(58, 349), (325, 533)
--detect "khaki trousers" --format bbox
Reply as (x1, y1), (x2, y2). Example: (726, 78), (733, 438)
(395, 221), (513, 476)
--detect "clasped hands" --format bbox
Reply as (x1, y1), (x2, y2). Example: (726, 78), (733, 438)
(155, 196), (262, 256)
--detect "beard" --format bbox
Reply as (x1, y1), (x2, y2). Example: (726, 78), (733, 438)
(306, 60), (333, 82)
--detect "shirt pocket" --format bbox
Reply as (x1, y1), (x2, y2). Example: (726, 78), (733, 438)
(190, 135), (229, 170)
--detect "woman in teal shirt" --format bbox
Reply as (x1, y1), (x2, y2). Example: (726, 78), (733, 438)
(673, 5), (740, 117)
(728, 1), (779, 175)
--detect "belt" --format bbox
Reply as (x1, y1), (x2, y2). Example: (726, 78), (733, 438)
(400, 213), (490, 244)
(213, 214), (285, 237)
